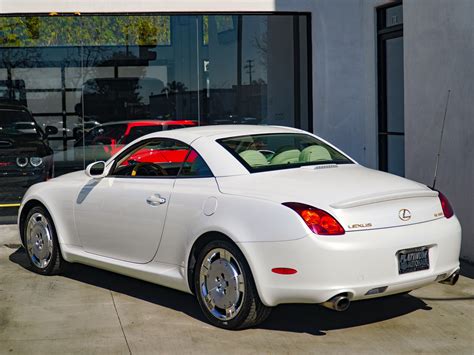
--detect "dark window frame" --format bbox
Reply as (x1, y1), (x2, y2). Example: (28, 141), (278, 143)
(107, 137), (214, 179)
(377, 2), (403, 173)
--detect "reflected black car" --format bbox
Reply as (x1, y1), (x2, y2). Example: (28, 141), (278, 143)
(0, 104), (57, 206)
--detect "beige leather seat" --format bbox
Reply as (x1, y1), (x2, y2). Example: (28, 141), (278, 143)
(299, 145), (332, 162)
(239, 150), (269, 167)
(270, 149), (301, 165)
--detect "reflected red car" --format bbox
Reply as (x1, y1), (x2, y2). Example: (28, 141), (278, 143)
(74, 120), (196, 163)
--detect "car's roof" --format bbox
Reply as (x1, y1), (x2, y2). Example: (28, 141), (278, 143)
(154, 124), (303, 140)
(112, 124), (309, 177)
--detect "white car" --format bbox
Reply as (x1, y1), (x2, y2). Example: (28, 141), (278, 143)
(18, 125), (461, 329)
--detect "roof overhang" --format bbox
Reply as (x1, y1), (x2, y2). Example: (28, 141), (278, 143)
(0, 0), (314, 15)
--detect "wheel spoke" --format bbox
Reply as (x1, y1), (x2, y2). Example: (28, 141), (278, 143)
(26, 213), (53, 269)
(199, 247), (245, 321)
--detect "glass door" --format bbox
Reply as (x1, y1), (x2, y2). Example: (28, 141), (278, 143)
(377, 3), (404, 176)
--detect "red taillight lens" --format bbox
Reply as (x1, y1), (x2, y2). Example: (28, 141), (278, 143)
(283, 202), (345, 235)
(271, 267), (298, 275)
(438, 191), (454, 218)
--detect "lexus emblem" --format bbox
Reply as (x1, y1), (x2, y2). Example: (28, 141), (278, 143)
(399, 209), (412, 221)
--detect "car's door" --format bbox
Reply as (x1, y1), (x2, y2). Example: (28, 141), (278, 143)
(74, 138), (190, 263)
(156, 149), (220, 266)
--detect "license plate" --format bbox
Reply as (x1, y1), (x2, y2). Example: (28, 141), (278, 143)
(398, 247), (430, 274)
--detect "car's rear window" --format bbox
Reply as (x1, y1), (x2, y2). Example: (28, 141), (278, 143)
(217, 133), (353, 173)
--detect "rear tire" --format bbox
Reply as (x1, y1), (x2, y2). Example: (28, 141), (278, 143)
(23, 206), (64, 275)
(194, 239), (271, 330)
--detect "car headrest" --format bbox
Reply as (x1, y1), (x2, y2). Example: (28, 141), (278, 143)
(270, 149), (301, 165)
(239, 150), (269, 167)
(299, 145), (332, 162)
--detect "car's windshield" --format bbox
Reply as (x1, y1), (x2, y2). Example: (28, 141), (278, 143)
(0, 109), (41, 137)
(218, 133), (353, 172)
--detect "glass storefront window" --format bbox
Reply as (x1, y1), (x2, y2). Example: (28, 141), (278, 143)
(0, 13), (311, 214)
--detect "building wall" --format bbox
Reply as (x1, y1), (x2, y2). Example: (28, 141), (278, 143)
(404, 0), (474, 262)
(307, 0), (390, 167)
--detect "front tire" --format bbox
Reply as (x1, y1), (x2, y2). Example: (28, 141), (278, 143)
(23, 206), (64, 275)
(194, 239), (271, 329)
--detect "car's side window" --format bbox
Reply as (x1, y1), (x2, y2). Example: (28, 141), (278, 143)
(178, 149), (213, 178)
(110, 138), (190, 178)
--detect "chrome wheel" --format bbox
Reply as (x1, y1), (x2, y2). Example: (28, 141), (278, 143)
(199, 248), (245, 321)
(26, 212), (53, 269)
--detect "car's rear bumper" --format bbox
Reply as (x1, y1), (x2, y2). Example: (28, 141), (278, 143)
(238, 216), (461, 307)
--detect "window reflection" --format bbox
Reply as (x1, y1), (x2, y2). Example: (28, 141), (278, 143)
(0, 13), (310, 212)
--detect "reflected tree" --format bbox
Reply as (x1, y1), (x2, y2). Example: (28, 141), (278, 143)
(161, 81), (188, 95)
(0, 15), (171, 47)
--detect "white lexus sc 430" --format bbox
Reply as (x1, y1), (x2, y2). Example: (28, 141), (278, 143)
(18, 125), (461, 329)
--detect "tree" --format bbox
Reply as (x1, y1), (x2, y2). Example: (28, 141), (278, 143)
(0, 15), (171, 48)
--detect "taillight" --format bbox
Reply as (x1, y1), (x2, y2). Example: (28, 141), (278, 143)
(283, 202), (345, 235)
(438, 191), (454, 218)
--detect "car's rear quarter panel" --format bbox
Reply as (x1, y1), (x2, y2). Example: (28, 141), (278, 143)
(157, 186), (310, 267)
(240, 216), (461, 306)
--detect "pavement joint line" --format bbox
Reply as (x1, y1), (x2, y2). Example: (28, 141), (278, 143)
(111, 290), (133, 355)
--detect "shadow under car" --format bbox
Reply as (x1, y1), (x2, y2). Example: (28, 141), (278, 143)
(9, 247), (431, 335)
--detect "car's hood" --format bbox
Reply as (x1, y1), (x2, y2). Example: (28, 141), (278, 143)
(217, 164), (443, 231)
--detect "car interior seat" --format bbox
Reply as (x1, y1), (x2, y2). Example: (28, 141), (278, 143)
(270, 149), (301, 165)
(239, 150), (269, 167)
(299, 145), (332, 162)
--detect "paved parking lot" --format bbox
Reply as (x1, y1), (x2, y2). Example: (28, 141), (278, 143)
(0, 225), (473, 354)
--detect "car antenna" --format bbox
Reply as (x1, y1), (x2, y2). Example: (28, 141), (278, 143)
(431, 89), (451, 190)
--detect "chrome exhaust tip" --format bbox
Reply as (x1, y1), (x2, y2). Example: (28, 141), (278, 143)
(439, 268), (460, 286)
(321, 294), (351, 312)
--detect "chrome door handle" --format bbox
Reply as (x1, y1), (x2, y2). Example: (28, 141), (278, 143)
(146, 194), (167, 206)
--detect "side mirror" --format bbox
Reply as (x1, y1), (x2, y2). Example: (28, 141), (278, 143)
(45, 125), (59, 137)
(86, 161), (107, 178)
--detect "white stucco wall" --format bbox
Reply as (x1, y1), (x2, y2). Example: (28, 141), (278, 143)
(404, 0), (474, 262)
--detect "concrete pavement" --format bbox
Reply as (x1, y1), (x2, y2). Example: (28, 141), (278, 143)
(0, 225), (473, 354)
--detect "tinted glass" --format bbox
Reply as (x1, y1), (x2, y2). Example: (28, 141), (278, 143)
(385, 5), (403, 27)
(377, 5), (404, 177)
(386, 37), (404, 133)
(0, 109), (40, 137)
(112, 139), (190, 177)
(218, 133), (352, 172)
(387, 135), (405, 176)
(0, 13), (310, 214)
(200, 15), (309, 128)
(123, 125), (164, 144)
(75, 124), (127, 147)
(178, 149), (213, 177)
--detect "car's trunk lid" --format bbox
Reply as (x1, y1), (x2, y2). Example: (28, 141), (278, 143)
(216, 164), (444, 231)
